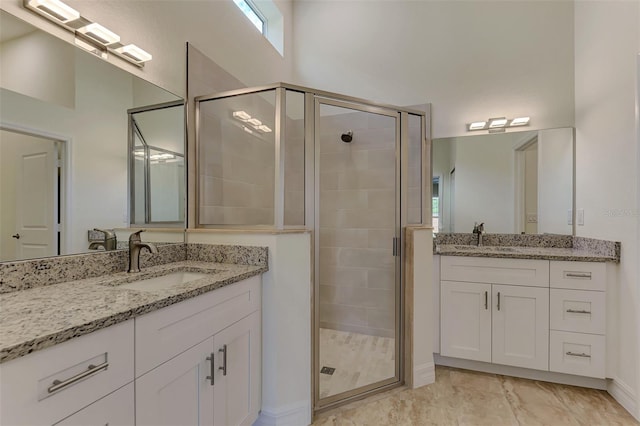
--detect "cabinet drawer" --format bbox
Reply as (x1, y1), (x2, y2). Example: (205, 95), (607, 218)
(550, 261), (606, 291)
(550, 289), (605, 335)
(0, 320), (134, 426)
(549, 330), (605, 379)
(55, 383), (134, 425)
(136, 275), (261, 377)
(441, 256), (549, 287)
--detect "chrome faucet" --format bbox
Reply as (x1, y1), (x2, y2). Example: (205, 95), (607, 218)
(89, 228), (117, 251)
(473, 222), (485, 246)
(128, 230), (158, 273)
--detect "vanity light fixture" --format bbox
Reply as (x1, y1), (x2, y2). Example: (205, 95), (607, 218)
(27, 0), (79, 23)
(233, 111), (251, 121)
(488, 118), (508, 128)
(510, 116), (530, 126)
(149, 153), (175, 160)
(23, 0), (152, 67)
(467, 116), (531, 132)
(257, 125), (272, 133)
(468, 121), (487, 130)
(247, 118), (262, 127)
(114, 44), (152, 64)
(78, 23), (120, 46)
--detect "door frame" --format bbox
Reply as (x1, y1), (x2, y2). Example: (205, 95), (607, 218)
(1, 122), (70, 256)
(312, 96), (403, 410)
(513, 133), (538, 234)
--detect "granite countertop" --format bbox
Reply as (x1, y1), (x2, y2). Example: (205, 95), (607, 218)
(435, 244), (618, 262)
(0, 260), (267, 364)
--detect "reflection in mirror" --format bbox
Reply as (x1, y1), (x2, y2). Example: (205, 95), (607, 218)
(432, 128), (574, 235)
(0, 10), (184, 262)
(130, 102), (185, 225)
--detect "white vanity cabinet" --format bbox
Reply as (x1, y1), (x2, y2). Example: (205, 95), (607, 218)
(549, 261), (607, 378)
(439, 255), (609, 381)
(440, 257), (550, 370)
(135, 275), (262, 426)
(0, 274), (263, 426)
(0, 320), (134, 426)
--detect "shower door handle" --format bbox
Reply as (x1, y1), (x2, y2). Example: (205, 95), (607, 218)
(392, 237), (399, 256)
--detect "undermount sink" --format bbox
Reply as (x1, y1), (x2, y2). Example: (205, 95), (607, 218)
(102, 269), (217, 291)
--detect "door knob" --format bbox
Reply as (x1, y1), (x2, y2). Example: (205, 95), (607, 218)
(12, 234), (20, 239)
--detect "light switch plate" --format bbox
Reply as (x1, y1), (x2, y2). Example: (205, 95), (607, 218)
(567, 209), (573, 225)
(577, 209), (585, 226)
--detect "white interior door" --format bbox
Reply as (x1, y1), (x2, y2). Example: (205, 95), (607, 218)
(0, 130), (59, 261)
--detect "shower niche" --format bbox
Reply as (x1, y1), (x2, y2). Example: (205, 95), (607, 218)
(195, 83), (429, 410)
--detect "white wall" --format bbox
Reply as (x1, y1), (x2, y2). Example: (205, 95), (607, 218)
(574, 1), (639, 418)
(0, 0), (294, 98)
(537, 128), (573, 235)
(292, 1), (575, 138)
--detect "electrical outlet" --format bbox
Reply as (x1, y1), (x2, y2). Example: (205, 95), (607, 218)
(577, 209), (585, 226)
(567, 209), (573, 225)
(526, 214), (538, 223)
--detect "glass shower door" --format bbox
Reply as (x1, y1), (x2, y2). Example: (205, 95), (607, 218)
(315, 98), (401, 406)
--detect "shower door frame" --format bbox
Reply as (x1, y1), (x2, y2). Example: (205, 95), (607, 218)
(312, 96), (406, 411)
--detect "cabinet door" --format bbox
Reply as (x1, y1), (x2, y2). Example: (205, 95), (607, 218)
(440, 281), (492, 362)
(136, 338), (215, 426)
(492, 284), (549, 370)
(54, 383), (134, 426)
(213, 311), (261, 426)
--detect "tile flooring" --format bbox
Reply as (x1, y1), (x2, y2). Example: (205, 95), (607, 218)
(319, 328), (395, 398)
(313, 366), (639, 425)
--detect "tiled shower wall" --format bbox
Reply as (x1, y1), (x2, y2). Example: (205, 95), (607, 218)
(199, 97), (276, 225)
(318, 110), (397, 338)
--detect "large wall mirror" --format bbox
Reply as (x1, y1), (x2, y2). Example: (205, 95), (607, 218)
(432, 128), (574, 235)
(0, 10), (185, 262)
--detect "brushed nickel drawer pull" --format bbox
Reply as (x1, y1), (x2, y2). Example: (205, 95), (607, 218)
(219, 344), (228, 376)
(566, 351), (591, 358)
(47, 361), (109, 394)
(206, 353), (215, 386)
(565, 272), (592, 279)
(566, 309), (591, 314)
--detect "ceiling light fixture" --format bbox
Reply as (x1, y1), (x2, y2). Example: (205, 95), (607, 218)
(27, 0), (79, 23)
(467, 116), (531, 132)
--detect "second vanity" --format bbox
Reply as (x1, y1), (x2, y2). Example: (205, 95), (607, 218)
(0, 244), (267, 426)
(433, 234), (619, 388)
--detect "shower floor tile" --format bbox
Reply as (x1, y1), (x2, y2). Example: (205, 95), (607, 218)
(319, 328), (395, 399)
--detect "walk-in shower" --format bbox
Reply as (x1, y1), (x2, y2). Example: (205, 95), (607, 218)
(194, 83), (428, 411)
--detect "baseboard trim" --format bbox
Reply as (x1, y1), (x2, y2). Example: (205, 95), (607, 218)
(608, 378), (639, 421)
(435, 354), (607, 390)
(254, 401), (311, 426)
(413, 361), (436, 388)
